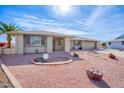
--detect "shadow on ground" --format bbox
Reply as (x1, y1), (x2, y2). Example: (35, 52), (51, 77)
(89, 79), (111, 88)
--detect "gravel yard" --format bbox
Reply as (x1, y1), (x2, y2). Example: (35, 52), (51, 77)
(0, 66), (13, 88)
(1, 51), (124, 88)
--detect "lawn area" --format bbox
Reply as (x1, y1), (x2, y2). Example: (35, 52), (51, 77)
(1, 51), (124, 88)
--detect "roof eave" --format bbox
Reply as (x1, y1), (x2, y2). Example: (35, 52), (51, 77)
(11, 31), (74, 37)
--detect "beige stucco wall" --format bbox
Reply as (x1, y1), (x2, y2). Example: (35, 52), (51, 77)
(65, 37), (70, 52)
(15, 34), (24, 54)
(96, 42), (101, 49)
(24, 46), (47, 53)
(2, 48), (16, 54)
(0, 48), (16, 54)
(47, 36), (53, 53)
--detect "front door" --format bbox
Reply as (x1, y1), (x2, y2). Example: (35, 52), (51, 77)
(53, 37), (64, 51)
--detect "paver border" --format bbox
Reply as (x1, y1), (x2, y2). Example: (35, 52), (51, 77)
(31, 58), (72, 65)
(0, 59), (22, 88)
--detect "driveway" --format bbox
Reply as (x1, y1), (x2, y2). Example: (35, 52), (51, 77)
(1, 51), (124, 88)
(97, 49), (124, 58)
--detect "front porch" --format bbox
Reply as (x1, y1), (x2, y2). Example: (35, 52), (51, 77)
(53, 37), (65, 51)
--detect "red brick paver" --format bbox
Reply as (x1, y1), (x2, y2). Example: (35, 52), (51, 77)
(1, 51), (124, 88)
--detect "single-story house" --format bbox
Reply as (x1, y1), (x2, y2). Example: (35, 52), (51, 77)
(1, 31), (99, 54)
(107, 34), (124, 49)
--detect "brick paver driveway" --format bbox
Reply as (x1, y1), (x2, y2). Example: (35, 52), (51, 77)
(1, 51), (124, 88)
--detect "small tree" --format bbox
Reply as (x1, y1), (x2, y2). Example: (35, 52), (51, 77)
(0, 21), (20, 48)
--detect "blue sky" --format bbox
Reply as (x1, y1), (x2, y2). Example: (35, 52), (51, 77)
(0, 5), (124, 42)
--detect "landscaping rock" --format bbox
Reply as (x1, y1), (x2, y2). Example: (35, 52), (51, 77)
(0, 66), (13, 88)
(42, 53), (49, 60)
(73, 53), (79, 57)
(86, 67), (103, 80)
(34, 58), (43, 62)
(109, 53), (117, 60)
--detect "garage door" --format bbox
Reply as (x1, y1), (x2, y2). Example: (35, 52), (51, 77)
(82, 41), (95, 50)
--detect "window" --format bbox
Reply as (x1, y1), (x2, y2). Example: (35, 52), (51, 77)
(25, 35), (47, 46)
(74, 40), (81, 46)
(41, 36), (47, 45)
(74, 41), (78, 46)
(108, 42), (111, 45)
(122, 41), (124, 45)
(31, 36), (41, 46)
(78, 41), (82, 45)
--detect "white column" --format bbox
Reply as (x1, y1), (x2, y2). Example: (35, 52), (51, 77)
(47, 36), (53, 53)
(64, 37), (70, 52)
(16, 34), (24, 54)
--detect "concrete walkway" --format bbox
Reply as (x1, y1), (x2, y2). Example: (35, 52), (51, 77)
(97, 49), (124, 58)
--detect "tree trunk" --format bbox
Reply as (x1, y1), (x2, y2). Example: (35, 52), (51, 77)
(7, 33), (12, 48)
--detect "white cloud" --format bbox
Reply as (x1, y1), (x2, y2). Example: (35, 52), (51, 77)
(12, 13), (87, 35)
(82, 6), (124, 41)
(87, 6), (112, 25)
(9, 6), (124, 41)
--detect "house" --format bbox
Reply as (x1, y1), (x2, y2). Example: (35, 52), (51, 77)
(0, 31), (99, 54)
(107, 34), (124, 49)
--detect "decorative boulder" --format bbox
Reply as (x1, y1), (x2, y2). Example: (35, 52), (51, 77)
(86, 67), (103, 80)
(119, 49), (123, 51)
(42, 53), (49, 62)
(73, 53), (79, 57)
(34, 57), (43, 62)
(92, 50), (97, 54)
(109, 53), (117, 59)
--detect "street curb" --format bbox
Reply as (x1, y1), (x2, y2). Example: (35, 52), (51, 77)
(0, 59), (22, 88)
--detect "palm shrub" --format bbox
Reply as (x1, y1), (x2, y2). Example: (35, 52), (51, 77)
(0, 21), (20, 48)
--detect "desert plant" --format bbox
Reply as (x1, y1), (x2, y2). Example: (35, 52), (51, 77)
(0, 21), (20, 48)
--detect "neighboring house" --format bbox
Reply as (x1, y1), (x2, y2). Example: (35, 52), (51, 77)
(107, 34), (124, 49)
(5, 31), (99, 54)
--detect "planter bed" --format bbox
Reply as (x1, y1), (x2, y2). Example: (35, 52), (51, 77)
(0, 66), (13, 88)
(31, 57), (72, 65)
